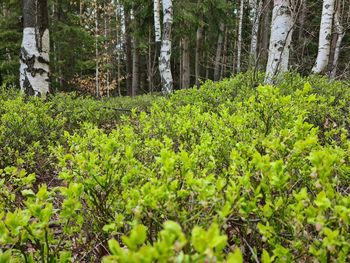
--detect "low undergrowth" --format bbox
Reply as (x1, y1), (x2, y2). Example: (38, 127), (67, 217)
(0, 73), (350, 262)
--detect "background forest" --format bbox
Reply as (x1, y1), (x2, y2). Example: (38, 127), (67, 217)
(1, 0), (349, 96)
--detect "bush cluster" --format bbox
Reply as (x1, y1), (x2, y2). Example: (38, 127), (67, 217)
(0, 74), (349, 262)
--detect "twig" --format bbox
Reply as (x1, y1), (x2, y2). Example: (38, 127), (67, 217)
(243, 237), (260, 263)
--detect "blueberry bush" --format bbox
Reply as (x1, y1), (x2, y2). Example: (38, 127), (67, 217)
(0, 73), (349, 262)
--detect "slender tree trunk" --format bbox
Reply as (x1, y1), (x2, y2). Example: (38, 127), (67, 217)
(312, 0), (335, 74)
(159, 0), (173, 95)
(204, 31), (209, 80)
(237, 0), (244, 73)
(298, 0), (306, 41)
(330, 6), (344, 79)
(125, 10), (133, 96)
(221, 27), (228, 79)
(115, 0), (122, 96)
(264, 0), (294, 84)
(249, 0), (263, 68)
(132, 37), (139, 96)
(104, 4), (110, 97)
(181, 37), (190, 89)
(179, 40), (183, 89)
(95, 3), (99, 96)
(214, 23), (224, 81)
(195, 26), (203, 86)
(148, 25), (153, 93)
(261, 0), (271, 69)
(20, 0), (50, 97)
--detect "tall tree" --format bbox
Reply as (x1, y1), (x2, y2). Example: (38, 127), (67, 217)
(181, 36), (190, 89)
(158, 0), (173, 95)
(236, 0), (244, 73)
(214, 23), (224, 81)
(249, 0), (262, 68)
(264, 0), (294, 84)
(20, 0), (50, 97)
(312, 0), (335, 74)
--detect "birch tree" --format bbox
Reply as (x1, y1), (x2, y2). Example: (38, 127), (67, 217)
(264, 0), (294, 84)
(154, 0), (161, 43)
(158, 0), (174, 95)
(312, 0), (335, 74)
(20, 0), (50, 97)
(236, 0), (244, 73)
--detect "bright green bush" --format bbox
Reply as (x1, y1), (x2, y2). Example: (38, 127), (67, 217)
(0, 73), (349, 262)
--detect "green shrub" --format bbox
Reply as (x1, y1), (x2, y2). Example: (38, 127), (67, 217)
(0, 73), (349, 262)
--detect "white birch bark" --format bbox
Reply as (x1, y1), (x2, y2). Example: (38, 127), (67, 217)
(249, 0), (263, 68)
(312, 0), (335, 74)
(159, 0), (173, 95)
(153, 0), (162, 43)
(237, 0), (244, 73)
(20, 0), (50, 97)
(264, 0), (294, 84)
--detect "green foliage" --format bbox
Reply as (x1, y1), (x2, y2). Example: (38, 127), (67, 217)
(0, 73), (350, 261)
(0, 1), (21, 86)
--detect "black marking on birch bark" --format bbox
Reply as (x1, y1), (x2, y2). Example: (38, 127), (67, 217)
(23, 76), (35, 96)
(38, 56), (49, 65)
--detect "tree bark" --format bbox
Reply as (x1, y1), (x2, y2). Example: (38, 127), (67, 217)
(181, 37), (190, 89)
(260, 0), (272, 69)
(95, 3), (99, 96)
(249, 0), (263, 68)
(236, 0), (244, 73)
(214, 23), (224, 81)
(311, 0), (335, 74)
(264, 0), (294, 84)
(159, 0), (173, 95)
(195, 26), (203, 86)
(330, 5), (344, 79)
(125, 9), (133, 96)
(132, 37), (139, 96)
(20, 0), (50, 97)
(153, 0), (162, 43)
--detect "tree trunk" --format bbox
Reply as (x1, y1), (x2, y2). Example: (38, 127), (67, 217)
(214, 23), (224, 81)
(20, 0), (50, 97)
(249, 0), (263, 68)
(330, 6), (344, 79)
(195, 26), (203, 86)
(132, 37), (139, 96)
(260, 0), (272, 69)
(95, 3), (99, 96)
(236, 0), (244, 73)
(159, 0), (173, 95)
(264, 0), (294, 84)
(221, 27), (228, 79)
(153, 0), (162, 43)
(147, 25), (153, 93)
(115, 0), (122, 96)
(125, 10), (133, 96)
(311, 0), (335, 74)
(181, 37), (190, 89)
